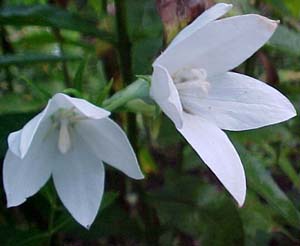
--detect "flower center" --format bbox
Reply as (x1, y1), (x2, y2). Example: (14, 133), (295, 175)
(50, 108), (86, 154)
(173, 68), (210, 112)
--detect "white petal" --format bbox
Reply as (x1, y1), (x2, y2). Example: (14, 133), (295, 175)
(178, 113), (246, 206)
(182, 72), (296, 131)
(76, 118), (144, 180)
(3, 120), (55, 207)
(150, 65), (183, 128)
(166, 3), (232, 50)
(52, 132), (105, 228)
(8, 130), (22, 157)
(10, 94), (110, 159)
(156, 14), (278, 76)
(18, 111), (46, 158)
(52, 93), (110, 120)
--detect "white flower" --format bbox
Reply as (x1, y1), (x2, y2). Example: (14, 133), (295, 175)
(3, 93), (144, 228)
(150, 3), (296, 206)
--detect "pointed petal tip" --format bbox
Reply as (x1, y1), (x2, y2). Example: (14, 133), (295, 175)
(132, 173), (145, 180)
(236, 193), (246, 208)
(219, 3), (233, 10)
(77, 219), (93, 230)
(237, 201), (245, 208)
(281, 100), (297, 122)
(256, 14), (279, 32)
(231, 177), (246, 208)
(6, 196), (26, 208)
(125, 166), (145, 180)
(290, 108), (297, 119)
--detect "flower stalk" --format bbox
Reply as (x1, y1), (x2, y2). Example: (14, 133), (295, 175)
(114, 0), (137, 151)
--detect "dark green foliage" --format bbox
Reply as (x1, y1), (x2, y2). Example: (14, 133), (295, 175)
(0, 0), (299, 245)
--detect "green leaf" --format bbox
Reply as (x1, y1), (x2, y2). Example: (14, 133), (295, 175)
(99, 192), (119, 212)
(0, 5), (114, 42)
(278, 160), (300, 189)
(0, 53), (80, 67)
(0, 226), (47, 246)
(264, 0), (290, 14)
(13, 31), (94, 51)
(65, 204), (144, 240)
(96, 79), (113, 105)
(285, 0), (300, 18)
(148, 171), (244, 245)
(73, 58), (87, 92)
(269, 25), (300, 56)
(235, 143), (300, 228)
(20, 76), (52, 99)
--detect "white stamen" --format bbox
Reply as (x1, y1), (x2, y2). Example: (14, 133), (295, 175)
(174, 68), (210, 97)
(58, 119), (71, 154)
(173, 68), (210, 113)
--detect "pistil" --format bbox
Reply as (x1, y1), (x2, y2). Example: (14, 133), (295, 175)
(58, 118), (72, 154)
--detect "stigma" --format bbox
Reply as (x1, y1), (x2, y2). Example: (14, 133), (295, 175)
(58, 118), (72, 154)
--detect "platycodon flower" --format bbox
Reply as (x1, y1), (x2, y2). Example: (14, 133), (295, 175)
(3, 93), (144, 228)
(150, 3), (296, 206)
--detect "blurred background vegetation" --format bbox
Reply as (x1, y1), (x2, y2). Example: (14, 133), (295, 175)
(0, 0), (300, 245)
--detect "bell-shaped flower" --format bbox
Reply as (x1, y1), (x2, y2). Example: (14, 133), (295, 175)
(3, 93), (144, 228)
(150, 3), (296, 206)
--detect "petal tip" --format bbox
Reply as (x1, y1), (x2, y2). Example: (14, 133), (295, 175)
(213, 2), (233, 10)
(6, 197), (26, 208)
(237, 194), (246, 208)
(133, 173), (145, 180)
(233, 189), (246, 208)
(223, 3), (233, 9)
(257, 15), (279, 32)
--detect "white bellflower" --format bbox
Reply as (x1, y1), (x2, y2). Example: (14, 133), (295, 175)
(150, 3), (296, 206)
(3, 93), (144, 228)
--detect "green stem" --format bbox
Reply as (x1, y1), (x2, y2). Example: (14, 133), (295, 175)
(114, 0), (137, 150)
(114, 2), (159, 244)
(115, 0), (133, 85)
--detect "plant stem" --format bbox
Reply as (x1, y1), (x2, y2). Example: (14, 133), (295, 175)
(115, 0), (132, 85)
(114, 0), (137, 150)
